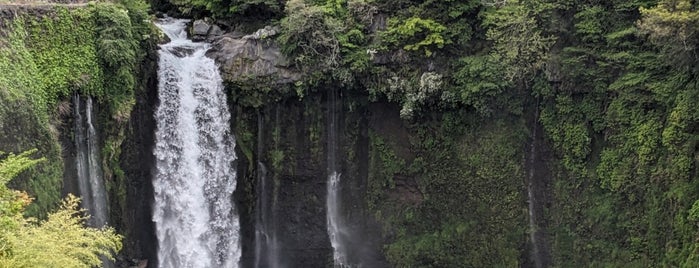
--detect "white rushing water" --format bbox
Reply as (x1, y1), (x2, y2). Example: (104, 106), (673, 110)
(153, 18), (240, 268)
(327, 171), (349, 267)
(73, 94), (114, 268)
(326, 88), (351, 267)
(74, 95), (109, 228)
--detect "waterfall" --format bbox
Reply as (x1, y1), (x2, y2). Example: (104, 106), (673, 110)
(73, 94), (109, 228)
(527, 104), (550, 268)
(254, 111), (281, 268)
(152, 18), (240, 268)
(326, 88), (350, 267)
(73, 94), (113, 268)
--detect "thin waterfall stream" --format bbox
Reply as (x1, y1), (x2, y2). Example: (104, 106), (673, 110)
(254, 111), (281, 268)
(326, 88), (351, 267)
(152, 18), (240, 268)
(73, 94), (114, 268)
(73, 94), (109, 228)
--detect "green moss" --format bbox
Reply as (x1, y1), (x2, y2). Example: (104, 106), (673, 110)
(270, 150), (285, 173)
(226, 79), (294, 109)
(367, 133), (403, 211)
(0, 9), (98, 217)
(0, 1), (153, 218)
(365, 110), (527, 267)
(304, 97), (324, 163)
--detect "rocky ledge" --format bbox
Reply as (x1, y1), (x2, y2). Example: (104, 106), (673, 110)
(193, 19), (301, 85)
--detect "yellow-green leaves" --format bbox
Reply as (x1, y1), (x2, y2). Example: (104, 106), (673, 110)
(384, 17), (447, 57)
(0, 195), (122, 268)
(0, 152), (122, 268)
(0, 150), (44, 185)
(638, 0), (699, 65)
(482, 0), (555, 81)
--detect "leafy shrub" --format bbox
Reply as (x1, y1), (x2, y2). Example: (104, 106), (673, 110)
(382, 16), (447, 57)
(0, 152), (122, 268)
(279, 0), (343, 69)
(170, 0), (283, 19)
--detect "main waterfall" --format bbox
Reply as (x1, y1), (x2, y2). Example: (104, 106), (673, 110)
(152, 18), (240, 268)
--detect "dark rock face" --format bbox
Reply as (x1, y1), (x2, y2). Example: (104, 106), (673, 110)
(235, 98), (332, 268)
(233, 90), (387, 268)
(118, 42), (159, 267)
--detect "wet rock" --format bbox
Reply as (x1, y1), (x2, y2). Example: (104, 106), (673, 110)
(243, 25), (280, 40)
(207, 24), (224, 40)
(228, 28), (246, 39)
(192, 19), (210, 41)
(127, 259), (148, 268)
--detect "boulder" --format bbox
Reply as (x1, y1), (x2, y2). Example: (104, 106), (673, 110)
(207, 24), (224, 40)
(242, 25), (280, 40)
(191, 19), (210, 41)
(207, 31), (300, 85)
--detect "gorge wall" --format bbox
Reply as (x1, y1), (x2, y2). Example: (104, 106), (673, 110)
(2, 0), (699, 267)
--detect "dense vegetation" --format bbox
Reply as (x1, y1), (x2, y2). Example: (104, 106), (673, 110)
(0, 1), (154, 265)
(0, 150), (122, 267)
(0, 0), (153, 218)
(1, 0), (697, 266)
(164, 0), (699, 266)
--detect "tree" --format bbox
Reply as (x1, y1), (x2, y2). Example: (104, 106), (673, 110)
(168, 0), (283, 19)
(482, 0), (555, 81)
(0, 151), (122, 268)
(638, 0), (699, 68)
(279, 0), (343, 69)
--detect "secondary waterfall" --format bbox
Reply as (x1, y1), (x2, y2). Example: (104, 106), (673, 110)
(254, 112), (281, 268)
(73, 94), (114, 268)
(326, 88), (350, 267)
(527, 105), (550, 268)
(152, 18), (240, 268)
(73, 94), (108, 228)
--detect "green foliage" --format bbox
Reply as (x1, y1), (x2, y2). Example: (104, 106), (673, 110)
(172, 0), (699, 265)
(386, 220), (519, 267)
(226, 78), (293, 108)
(368, 113), (527, 267)
(0, 195), (123, 268)
(534, 0), (699, 266)
(93, 2), (141, 120)
(169, 0), (283, 19)
(0, 150), (44, 185)
(23, 7), (102, 112)
(0, 15), (70, 217)
(0, 151), (43, 229)
(382, 16), (447, 56)
(451, 55), (512, 115)
(0, 1), (152, 218)
(345, 0), (699, 266)
(366, 133), (403, 211)
(0, 152), (122, 268)
(638, 0), (699, 68)
(482, 0), (555, 81)
(279, 0), (343, 70)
